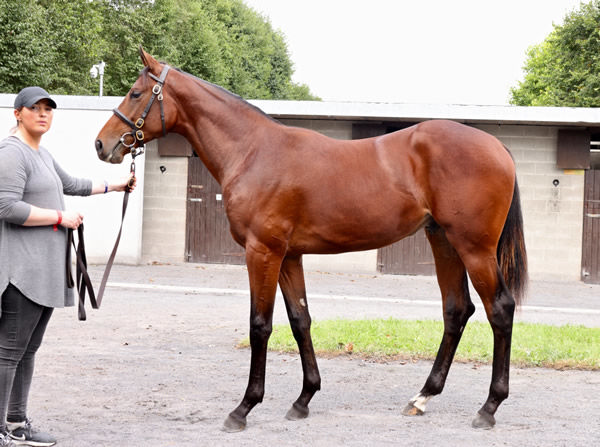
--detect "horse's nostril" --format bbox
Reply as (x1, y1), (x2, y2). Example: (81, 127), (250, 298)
(95, 139), (103, 152)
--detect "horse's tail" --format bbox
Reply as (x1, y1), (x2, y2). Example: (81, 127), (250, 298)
(497, 176), (528, 307)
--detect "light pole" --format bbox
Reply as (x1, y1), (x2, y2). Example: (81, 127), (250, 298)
(90, 61), (106, 96)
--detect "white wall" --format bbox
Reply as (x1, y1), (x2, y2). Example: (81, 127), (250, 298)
(0, 94), (147, 264)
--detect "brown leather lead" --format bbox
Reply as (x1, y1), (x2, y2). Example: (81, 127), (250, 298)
(67, 224), (96, 320)
(68, 185), (132, 321)
(95, 188), (131, 313)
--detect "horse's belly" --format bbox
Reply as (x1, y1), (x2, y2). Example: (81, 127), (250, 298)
(290, 207), (429, 255)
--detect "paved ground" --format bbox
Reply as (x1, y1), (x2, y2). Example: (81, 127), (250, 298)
(29, 263), (599, 446)
(94, 262), (600, 327)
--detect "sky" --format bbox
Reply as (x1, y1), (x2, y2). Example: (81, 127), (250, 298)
(243, 0), (585, 105)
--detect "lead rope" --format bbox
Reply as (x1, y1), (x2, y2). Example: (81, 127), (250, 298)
(72, 157), (137, 321)
(67, 224), (96, 321)
(93, 159), (137, 317)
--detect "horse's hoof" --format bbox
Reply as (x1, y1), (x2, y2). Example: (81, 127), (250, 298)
(401, 402), (424, 416)
(285, 402), (309, 420)
(222, 413), (247, 432)
(472, 410), (495, 429)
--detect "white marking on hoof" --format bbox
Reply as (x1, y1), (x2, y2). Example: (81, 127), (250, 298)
(409, 393), (431, 413)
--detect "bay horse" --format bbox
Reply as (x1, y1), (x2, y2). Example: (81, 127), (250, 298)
(95, 48), (527, 432)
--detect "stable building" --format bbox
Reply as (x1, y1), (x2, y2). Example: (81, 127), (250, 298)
(150, 101), (600, 283)
(1, 96), (599, 283)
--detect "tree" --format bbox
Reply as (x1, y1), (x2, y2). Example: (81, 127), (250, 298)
(98, 0), (159, 96)
(142, 0), (317, 100)
(41, 0), (107, 94)
(0, 0), (55, 91)
(510, 1), (600, 107)
(0, 0), (318, 100)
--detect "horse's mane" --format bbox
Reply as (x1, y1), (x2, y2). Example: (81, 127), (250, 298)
(146, 65), (279, 124)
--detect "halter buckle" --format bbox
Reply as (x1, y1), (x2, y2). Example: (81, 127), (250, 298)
(135, 129), (145, 141)
(130, 145), (145, 159)
(152, 84), (162, 95)
(135, 118), (144, 128)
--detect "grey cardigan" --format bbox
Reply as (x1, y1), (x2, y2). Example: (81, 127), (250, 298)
(0, 136), (92, 309)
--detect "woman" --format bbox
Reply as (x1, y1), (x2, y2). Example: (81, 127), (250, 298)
(0, 86), (135, 447)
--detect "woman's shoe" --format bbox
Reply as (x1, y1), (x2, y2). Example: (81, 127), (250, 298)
(7, 419), (56, 447)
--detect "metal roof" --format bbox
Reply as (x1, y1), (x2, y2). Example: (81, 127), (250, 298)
(250, 100), (600, 127)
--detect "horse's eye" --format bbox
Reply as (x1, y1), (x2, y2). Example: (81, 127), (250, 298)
(130, 91), (142, 99)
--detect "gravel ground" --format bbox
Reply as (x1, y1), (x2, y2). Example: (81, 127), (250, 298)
(27, 263), (600, 446)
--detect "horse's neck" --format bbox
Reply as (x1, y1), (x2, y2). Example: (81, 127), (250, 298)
(172, 76), (271, 186)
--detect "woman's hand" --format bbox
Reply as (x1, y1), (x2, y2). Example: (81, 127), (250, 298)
(111, 173), (137, 193)
(93, 173), (136, 194)
(23, 206), (83, 228)
(60, 210), (84, 229)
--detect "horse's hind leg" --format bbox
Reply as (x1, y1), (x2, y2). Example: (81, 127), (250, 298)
(278, 255), (321, 420)
(462, 252), (515, 429)
(403, 223), (475, 417)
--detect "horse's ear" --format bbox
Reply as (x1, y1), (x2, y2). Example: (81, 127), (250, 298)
(139, 46), (149, 66)
(138, 46), (160, 72)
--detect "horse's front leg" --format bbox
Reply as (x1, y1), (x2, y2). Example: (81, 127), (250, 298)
(278, 254), (321, 420)
(223, 242), (283, 432)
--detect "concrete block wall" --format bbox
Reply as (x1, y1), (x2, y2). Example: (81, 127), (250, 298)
(141, 142), (188, 263)
(476, 124), (584, 280)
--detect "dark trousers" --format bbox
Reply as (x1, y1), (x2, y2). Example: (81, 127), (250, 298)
(0, 284), (53, 430)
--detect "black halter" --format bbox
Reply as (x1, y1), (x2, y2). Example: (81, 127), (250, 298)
(113, 64), (171, 158)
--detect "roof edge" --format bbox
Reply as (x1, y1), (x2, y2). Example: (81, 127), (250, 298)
(2, 94), (599, 126)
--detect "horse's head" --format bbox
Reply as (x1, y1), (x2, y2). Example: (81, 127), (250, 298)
(95, 47), (174, 163)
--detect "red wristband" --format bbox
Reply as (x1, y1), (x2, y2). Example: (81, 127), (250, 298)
(53, 210), (62, 232)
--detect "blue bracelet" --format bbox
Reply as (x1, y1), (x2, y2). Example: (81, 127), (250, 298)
(104, 180), (108, 194)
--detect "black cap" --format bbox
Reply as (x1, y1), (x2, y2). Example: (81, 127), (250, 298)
(14, 86), (57, 109)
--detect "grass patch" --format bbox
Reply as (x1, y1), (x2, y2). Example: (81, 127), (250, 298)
(240, 319), (600, 370)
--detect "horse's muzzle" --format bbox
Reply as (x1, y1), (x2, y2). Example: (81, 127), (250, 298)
(95, 138), (123, 163)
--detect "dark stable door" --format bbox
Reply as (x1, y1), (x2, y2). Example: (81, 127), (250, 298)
(582, 169), (600, 283)
(186, 157), (245, 264)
